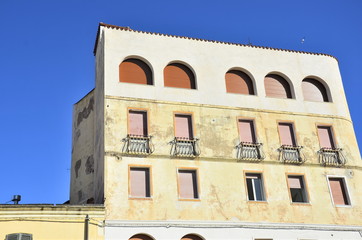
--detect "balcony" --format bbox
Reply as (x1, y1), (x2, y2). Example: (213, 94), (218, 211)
(318, 147), (346, 167)
(122, 134), (154, 155)
(236, 142), (265, 162)
(170, 137), (200, 157)
(278, 145), (305, 165)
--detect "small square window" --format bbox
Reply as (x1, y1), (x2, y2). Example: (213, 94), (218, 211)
(129, 167), (151, 198)
(178, 169), (199, 199)
(328, 177), (350, 206)
(287, 175), (309, 203)
(245, 173), (265, 201)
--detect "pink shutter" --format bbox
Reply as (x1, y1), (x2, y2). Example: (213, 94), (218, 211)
(179, 170), (196, 198)
(288, 176), (301, 188)
(225, 70), (254, 95)
(264, 74), (292, 98)
(238, 120), (256, 143)
(329, 178), (348, 205)
(130, 168), (147, 197)
(278, 123), (296, 146)
(129, 111), (147, 136)
(302, 78), (328, 102)
(318, 126), (335, 148)
(175, 115), (193, 139)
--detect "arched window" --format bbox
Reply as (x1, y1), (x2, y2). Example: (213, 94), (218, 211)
(164, 63), (196, 89)
(181, 234), (204, 240)
(119, 58), (153, 85)
(302, 78), (330, 102)
(225, 70), (255, 95)
(129, 234), (155, 240)
(264, 74), (292, 99)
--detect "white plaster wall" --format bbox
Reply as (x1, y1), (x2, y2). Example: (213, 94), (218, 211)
(104, 222), (362, 240)
(100, 27), (350, 119)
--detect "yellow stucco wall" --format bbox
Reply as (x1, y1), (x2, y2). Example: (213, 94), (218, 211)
(0, 205), (104, 240)
(103, 96), (362, 225)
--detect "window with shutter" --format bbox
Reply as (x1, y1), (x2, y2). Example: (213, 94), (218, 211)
(278, 123), (296, 146)
(238, 119), (256, 143)
(287, 175), (309, 203)
(129, 167), (151, 198)
(317, 126), (335, 149)
(119, 59), (153, 85)
(302, 78), (329, 102)
(178, 169), (199, 199)
(225, 70), (255, 95)
(264, 74), (292, 99)
(328, 177), (350, 206)
(164, 63), (196, 89)
(175, 114), (193, 139)
(129, 110), (148, 136)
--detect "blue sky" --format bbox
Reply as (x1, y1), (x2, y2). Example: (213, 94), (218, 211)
(0, 0), (361, 204)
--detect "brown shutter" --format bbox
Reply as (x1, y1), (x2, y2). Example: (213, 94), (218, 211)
(238, 120), (256, 143)
(288, 176), (302, 188)
(129, 234), (154, 240)
(181, 234), (204, 240)
(179, 170), (197, 199)
(317, 126), (335, 148)
(302, 78), (329, 102)
(264, 74), (292, 98)
(175, 114), (193, 139)
(225, 70), (255, 95)
(329, 178), (349, 205)
(130, 168), (149, 197)
(278, 123), (296, 146)
(164, 63), (196, 89)
(119, 59), (153, 85)
(129, 111), (147, 136)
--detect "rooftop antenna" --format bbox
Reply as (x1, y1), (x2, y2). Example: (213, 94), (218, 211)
(11, 195), (21, 204)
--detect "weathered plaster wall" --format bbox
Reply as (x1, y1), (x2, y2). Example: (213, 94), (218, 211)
(94, 30), (105, 204)
(103, 98), (362, 225)
(0, 205), (104, 240)
(70, 90), (95, 204)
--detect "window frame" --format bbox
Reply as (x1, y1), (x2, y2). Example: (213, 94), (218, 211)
(163, 61), (197, 90)
(127, 108), (150, 137)
(316, 124), (337, 149)
(128, 165), (152, 200)
(173, 112), (195, 140)
(277, 121), (298, 146)
(177, 168), (200, 201)
(286, 173), (310, 204)
(326, 175), (351, 207)
(237, 117), (258, 143)
(119, 58), (154, 85)
(244, 171), (267, 203)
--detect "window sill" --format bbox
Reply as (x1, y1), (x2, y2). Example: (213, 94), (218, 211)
(247, 200), (268, 204)
(290, 202), (311, 206)
(333, 204), (352, 208)
(129, 197), (153, 200)
(178, 198), (201, 202)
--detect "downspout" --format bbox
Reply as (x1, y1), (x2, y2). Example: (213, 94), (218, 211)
(84, 214), (89, 240)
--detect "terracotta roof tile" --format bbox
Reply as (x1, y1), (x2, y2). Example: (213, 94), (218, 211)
(93, 23), (337, 61)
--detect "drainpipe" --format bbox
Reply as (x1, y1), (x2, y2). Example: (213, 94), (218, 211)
(84, 214), (89, 240)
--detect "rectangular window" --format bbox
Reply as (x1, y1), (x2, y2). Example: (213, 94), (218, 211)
(287, 175), (309, 203)
(245, 173), (265, 201)
(278, 122), (296, 146)
(317, 126), (335, 149)
(328, 177), (350, 206)
(175, 114), (193, 139)
(238, 119), (256, 143)
(129, 167), (151, 198)
(129, 110), (148, 136)
(178, 169), (199, 199)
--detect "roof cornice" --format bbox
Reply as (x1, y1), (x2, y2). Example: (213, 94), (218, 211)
(93, 22), (337, 61)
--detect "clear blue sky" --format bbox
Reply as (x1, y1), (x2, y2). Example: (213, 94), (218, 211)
(0, 0), (361, 204)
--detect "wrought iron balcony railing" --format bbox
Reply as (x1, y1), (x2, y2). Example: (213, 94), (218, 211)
(122, 134), (154, 155)
(236, 142), (265, 162)
(169, 137), (200, 157)
(278, 145), (306, 165)
(318, 147), (346, 167)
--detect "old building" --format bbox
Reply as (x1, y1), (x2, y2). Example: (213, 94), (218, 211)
(70, 23), (362, 240)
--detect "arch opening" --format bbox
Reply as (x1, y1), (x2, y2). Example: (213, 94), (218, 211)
(119, 58), (153, 85)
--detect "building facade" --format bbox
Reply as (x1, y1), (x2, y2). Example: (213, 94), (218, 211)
(70, 23), (362, 240)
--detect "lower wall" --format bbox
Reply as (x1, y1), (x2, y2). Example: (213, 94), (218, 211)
(104, 221), (362, 240)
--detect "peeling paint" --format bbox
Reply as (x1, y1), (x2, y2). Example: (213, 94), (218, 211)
(77, 97), (94, 126)
(86, 155), (95, 174)
(75, 160), (81, 178)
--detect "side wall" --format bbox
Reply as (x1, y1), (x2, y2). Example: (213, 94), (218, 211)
(70, 90), (95, 204)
